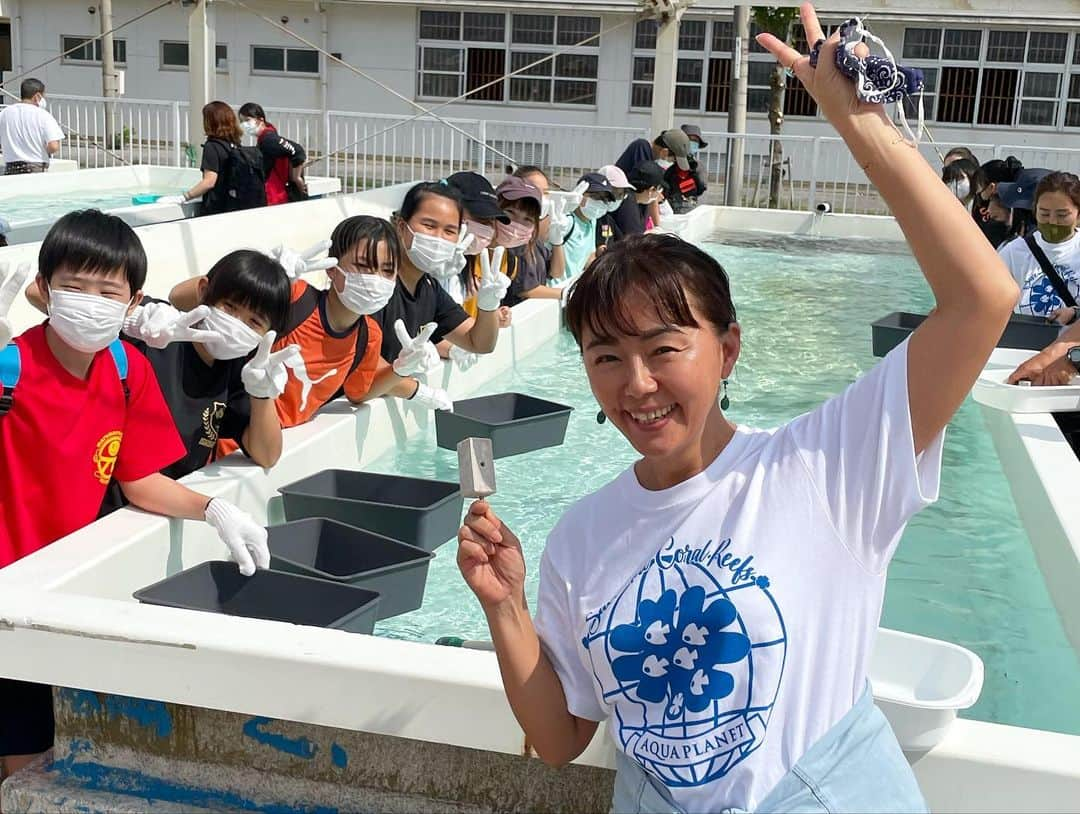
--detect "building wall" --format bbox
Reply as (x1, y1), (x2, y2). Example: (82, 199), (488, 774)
(3, 0), (1080, 157)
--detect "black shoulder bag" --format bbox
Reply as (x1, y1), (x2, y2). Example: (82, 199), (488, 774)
(1025, 233), (1078, 309)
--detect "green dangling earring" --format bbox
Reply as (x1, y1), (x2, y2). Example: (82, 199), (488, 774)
(720, 379), (730, 411)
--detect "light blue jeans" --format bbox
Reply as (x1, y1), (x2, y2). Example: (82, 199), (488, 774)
(610, 685), (929, 813)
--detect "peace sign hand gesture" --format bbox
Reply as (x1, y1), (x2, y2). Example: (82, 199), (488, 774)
(271, 240), (339, 280)
(544, 182), (587, 246)
(241, 331), (294, 399)
(123, 302), (220, 349)
(0, 263), (34, 347)
(476, 247), (510, 312)
(392, 319), (442, 377)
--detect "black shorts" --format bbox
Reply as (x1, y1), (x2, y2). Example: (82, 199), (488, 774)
(0, 679), (54, 757)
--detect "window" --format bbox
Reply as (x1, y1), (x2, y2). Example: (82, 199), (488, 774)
(1066, 74), (1080, 126)
(161, 41), (229, 72)
(61, 35), (125, 65)
(905, 26), (1078, 128)
(631, 16), (816, 118)
(418, 9), (599, 106)
(251, 45), (319, 75)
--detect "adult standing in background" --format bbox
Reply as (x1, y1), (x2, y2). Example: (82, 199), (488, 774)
(238, 102), (309, 205)
(0, 79), (64, 174)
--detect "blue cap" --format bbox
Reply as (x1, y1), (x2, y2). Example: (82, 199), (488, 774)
(997, 168), (1052, 211)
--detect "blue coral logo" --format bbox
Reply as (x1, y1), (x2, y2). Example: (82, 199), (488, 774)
(583, 537), (786, 788)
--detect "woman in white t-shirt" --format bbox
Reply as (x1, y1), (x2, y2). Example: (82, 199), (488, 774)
(456, 6), (1019, 813)
(997, 171), (1080, 325)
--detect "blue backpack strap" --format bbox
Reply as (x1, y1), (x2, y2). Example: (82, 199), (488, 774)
(0, 343), (20, 416)
(107, 339), (130, 402)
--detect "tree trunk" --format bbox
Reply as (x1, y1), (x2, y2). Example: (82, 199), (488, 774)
(767, 64), (787, 209)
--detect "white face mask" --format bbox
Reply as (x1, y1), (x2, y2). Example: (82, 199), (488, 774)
(950, 177), (971, 202)
(337, 270), (396, 315)
(581, 199), (609, 221)
(37, 96), (47, 109)
(240, 119), (259, 136)
(406, 225), (460, 280)
(656, 159), (674, 171)
(605, 197), (625, 214)
(199, 306), (261, 360)
(47, 288), (130, 354)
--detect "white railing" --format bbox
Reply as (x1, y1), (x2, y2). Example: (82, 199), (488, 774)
(14, 93), (1080, 215)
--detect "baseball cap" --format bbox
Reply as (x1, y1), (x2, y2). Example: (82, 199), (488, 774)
(578, 171), (618, 198)
(681, 124), (708, 149)
(445, 171), (509, 222)
(599, 164), (634, 191)
(997, 168), (1052, 211)
(658, 128), (692, 171)
(495, 175), (542, 206)
(628, 161), (666, 192)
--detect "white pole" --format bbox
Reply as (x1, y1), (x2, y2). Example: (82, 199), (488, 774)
(100, 0), (117, 158)
(650, 5), (684, 138)
(188, 0), (217, 167)
(726, 5), (750, 206)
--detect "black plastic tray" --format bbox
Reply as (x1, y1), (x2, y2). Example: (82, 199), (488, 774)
(871, 311), (1060, 357)
(279, 470), (462, 552)
(133, 561), (381, 634)
(267, 518), (433, 620)
(435, 392), (573, 458)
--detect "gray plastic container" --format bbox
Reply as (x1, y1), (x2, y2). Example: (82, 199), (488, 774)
(133, 561), (381, 634)
(872, 311), (1060, 357)
(267, 518), (433, 620)
(435, 392), (573, 458)
(279, 470), (463, 552)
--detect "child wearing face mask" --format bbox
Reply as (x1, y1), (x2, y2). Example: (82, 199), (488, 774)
(373, 181), (507, 370)
(558, 172), (620, 280)
(238, 102), (309, 205)
(495, 176), (561, 308)
(27, 249), (293, 481)
(172, 217), (450, 429)
(0, 211), (272, 777)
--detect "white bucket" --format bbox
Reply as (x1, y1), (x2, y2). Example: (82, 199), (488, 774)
(871, 628), (984, 753)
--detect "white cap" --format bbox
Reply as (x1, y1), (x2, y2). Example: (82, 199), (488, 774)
(599, 164), (634, 191)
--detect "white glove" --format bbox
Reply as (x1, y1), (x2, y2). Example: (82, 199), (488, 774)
(123, 302), (219, 349)
(438, 225), (474, 281)
(449, 343), (479, 372)
(241, 330), (295, 400)
(0, 262), (33, 347)
(545, 181), (587, 246)
(204, 497), (270, 577)
(271, 240), (338, 280)
(410, 382), (453, 411)
(476, 247), (510, 312)
(157, 195), (186, 205)
(392, 320), (442, 376)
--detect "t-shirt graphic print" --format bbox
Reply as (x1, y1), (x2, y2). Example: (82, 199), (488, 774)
(584, 536), (784, 789)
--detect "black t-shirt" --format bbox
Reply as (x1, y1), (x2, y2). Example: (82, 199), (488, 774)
(200, 139), (235, 215)
(373, 275), (470, 362)
(596, 198), (646, 248)
(503, 244), (552, 307)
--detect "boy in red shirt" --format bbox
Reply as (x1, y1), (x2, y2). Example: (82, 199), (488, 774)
(0, 209), (270, 780)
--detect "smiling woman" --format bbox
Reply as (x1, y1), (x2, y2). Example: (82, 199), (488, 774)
(453, 3), (1019, 812)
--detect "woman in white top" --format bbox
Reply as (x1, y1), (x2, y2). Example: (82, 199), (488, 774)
(456, 6), (1019, 812)
(997, 171), (1080, 325)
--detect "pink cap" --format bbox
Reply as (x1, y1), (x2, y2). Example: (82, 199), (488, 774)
(600, 164), (634, 190)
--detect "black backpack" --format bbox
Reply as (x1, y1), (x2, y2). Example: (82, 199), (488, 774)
(205, 139), (267, 213)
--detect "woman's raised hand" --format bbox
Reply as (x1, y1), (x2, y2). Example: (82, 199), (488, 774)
(457, 500), (526, 610)
(755, 4), (884, 133)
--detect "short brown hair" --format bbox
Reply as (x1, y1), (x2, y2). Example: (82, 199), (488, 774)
(202, 101), (241, 143)
(1035, 171), (1080, 212)
(565, 232), (736, 347)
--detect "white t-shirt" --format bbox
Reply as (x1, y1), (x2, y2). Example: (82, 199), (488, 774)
(0, 102), (65, 164)
(534, 342), (943, 813)
(998, 230), (1080, 317)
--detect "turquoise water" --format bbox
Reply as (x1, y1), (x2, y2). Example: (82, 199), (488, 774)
(0, 190), (171, 225)
(371, 232), (1080, 736)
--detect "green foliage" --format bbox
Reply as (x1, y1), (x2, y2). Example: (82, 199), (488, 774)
(751, 6), (798, 42)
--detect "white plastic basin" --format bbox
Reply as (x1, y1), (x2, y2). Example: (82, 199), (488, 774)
(973, 347), (1080, 414)
(871, 628), (984, 752)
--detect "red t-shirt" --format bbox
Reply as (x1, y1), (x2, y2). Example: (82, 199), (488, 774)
(0, 325), (186, 569)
